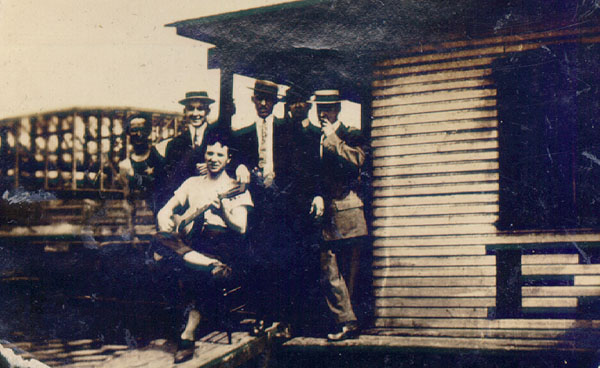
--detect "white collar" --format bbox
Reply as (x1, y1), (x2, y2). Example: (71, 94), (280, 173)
(256, 115), (274, 125)
(190, 122), (207, 130)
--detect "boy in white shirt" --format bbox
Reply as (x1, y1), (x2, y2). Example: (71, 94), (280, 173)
(155, 131), (253, 363)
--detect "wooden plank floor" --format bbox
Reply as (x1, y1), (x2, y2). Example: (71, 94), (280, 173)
(284, 333), (597, 353)
(8, 320), (600, 367)
(9, 325), (280, 368)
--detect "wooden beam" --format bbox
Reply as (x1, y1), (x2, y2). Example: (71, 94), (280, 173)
(373, 245), (487, 257)
(374, 276), (495, 287)
(373, 203), (499, 217)
(372, 97), (497, 118)
(375, 307), (489, 318)
(373, 266), (496, 277)
(373, 152), (499, 168)
(372, 69), (492, 89)
(375, 297), (495, 308)
(373, 214), (498, 227)
(373, 140), (499, 157)
(522, 254), (579, 265)
(372, 108), (498, 127)
(374, 287), (496, 298)
(522, 298), (578, 308)
(523, 264), (600, 275)
(373, 78), (494, 97)
(373, 193), (498, 207)
(284, 334), (593, 352)
(373, 318), (600, 330)
(374, 58), (495, 78)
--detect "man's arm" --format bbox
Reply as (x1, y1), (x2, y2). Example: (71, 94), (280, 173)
(219, 205), (249, 234)
(156, 196), (182, 232)
(230, 127), (258, 184)
(322, 127), (366, 169)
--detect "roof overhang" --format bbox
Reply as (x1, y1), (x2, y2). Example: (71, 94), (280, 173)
(167, 0), (597, 96)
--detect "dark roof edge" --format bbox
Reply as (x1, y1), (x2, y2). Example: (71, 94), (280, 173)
(165, 0), (328, 28)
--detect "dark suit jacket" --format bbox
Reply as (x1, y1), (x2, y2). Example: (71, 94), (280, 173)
(285, 120), (323, 211)
(162, 124), (217, 204)
(231, 117), (322, 263)
(231, 117), (321, 202)
(231, 117), (286, 178)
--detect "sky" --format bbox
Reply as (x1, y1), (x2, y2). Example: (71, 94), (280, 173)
(0, 0), (296, 120)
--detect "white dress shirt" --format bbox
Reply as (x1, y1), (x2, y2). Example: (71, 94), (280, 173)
(255, 116), (274, 179)
(189, 123), (207, 148)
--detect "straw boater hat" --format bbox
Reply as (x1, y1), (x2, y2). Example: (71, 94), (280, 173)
(249, 79), (281, 99)
(311, 89), (342, 104)
(178, 91), (215, 106)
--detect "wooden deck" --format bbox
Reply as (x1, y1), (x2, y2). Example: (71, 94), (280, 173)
(285, 330), (599, 353)
(7, 323), (600, 368)
(7, 324), (281, 368)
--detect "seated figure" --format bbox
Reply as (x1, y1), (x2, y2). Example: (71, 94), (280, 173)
(155, 131), (253, 363)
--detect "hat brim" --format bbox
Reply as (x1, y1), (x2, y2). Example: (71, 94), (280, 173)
(248, 86), (282, 99)
(283, 97), (310, 103)
(179, 97), (215, 106)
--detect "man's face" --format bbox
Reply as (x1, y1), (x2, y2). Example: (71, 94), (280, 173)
(252, 92), (277, 119)
(205, 142), (230, 175)
(184, 101), (210, 127)
(317, 103), (340, 125)
(287, 100), (310, 121)
(129, 118), (150, 147)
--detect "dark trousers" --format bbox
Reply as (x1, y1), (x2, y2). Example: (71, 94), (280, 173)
(151, 229), (247, 322)
(247, 185), (320, 325)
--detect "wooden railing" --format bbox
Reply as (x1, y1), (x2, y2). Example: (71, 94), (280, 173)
(0, 108), (182, 197)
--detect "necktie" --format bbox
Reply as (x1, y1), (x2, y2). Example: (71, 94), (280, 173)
(258, 119), (267, 169)
(320, 134), (325, 158)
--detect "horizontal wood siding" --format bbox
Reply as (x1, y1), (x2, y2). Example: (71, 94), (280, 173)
(371, 26), (600, 345)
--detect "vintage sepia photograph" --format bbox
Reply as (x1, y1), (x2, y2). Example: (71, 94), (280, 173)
(1, 0), (600, 367)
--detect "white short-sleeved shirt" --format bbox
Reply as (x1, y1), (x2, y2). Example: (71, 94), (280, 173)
(174, 174), (253, 229)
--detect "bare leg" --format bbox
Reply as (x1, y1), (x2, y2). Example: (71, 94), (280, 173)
(181, 309), (201, 341)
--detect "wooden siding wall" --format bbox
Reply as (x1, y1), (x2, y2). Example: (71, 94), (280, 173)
(371, 26), (600, 346)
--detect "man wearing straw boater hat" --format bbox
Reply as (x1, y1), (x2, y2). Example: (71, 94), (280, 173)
(162, 91), (217, 201)
(311, 89), (367, 341)
(163, 91), (250, 202)
(232, 79), (310, 334)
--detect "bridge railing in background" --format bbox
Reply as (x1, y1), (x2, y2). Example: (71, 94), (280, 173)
(0, 108), (182, 197)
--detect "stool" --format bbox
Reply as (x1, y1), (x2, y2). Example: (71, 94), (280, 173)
(217, 284), (253, 344)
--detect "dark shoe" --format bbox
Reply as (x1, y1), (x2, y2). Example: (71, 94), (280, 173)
(327, 322), (359, 341)
(174, 339), (195, 364)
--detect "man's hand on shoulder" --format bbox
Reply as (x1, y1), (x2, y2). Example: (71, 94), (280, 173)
(235, 164), (251, 184)
(196, 163), (208, 175)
